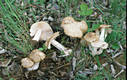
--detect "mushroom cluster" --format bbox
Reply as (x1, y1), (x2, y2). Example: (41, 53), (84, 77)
(21, 16), (112, 71)
(21, 49), (46, 71)
(83, 25), (112, 56)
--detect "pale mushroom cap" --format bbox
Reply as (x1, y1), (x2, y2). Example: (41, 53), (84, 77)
(95, 24), (111, 32)
(99, 24), (111, 28)
(29, 49), (46, 63)
(21, 58), (34, 68)
(84, 32), (99, 43)
(61, 16), (75, 25)
(62, 23), (83, 38)
(91, 41), (108, 49)
(45, 32), (59, 49)
(80, 20), (88, 33)
(61, 17), (88, 38)
(30, 21), (53, 41)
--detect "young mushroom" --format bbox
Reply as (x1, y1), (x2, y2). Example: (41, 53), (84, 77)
(21, 58), (34, 69)
(30, 21), (72, 56)
(95, 24), (112, 41)
(83, 32), (108, 56)
(61, 16), (88, 38)
(21, 49), (46, 71)
(29, 49), (46, 63)
(21, 58), (40, 71)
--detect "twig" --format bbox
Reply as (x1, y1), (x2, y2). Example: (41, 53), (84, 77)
(99, 62), (108, 70)
(114, 61), (126, 70)
(114, 69), (124, 78)
(0, 59), (12, 67)
(53, 63), (70, 71)
(118, 42), (123, 50)
(110, 64), (116, 76)
(79, 69), (95, 76)
(111, 51), (122, 59)
(72, 57), (76, 71)
(49, 71), (59, 77)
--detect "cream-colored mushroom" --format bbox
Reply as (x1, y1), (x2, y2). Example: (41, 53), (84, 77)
(96, 25), (111, 41)
(45, 32), (72, 56)
(21, 49), (46, 71)
(21, 58), (34, 68)
(83, 32), (108, 56)
(30, 21), (53, 41)
(27, 62), (40, 71)
(84, 32), (99, 44)
(21, 57), (40, 71)
(61, 16), (88, 38)
(91, 41), (108, 49)
(29, 49), (46, 63)
(30, 21), (72, 56)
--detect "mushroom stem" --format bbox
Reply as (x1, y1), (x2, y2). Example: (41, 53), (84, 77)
(114, 69), (124, 78)
(99, 28), (105, 41)
(51, 39), (72, 56)
(95, 29), (100, 36)
(32, 30), (42, 41)
(27, 62), (40, 71)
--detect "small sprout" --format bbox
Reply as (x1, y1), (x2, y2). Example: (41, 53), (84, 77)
(61, 16), (88, 38)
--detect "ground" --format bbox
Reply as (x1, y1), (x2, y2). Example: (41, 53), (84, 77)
(0, 0), (126, 80)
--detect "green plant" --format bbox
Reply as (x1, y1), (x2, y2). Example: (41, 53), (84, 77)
(75, 73), (88, 80)
(0, 78), (3, 80)
(57, 0), (79, 16)
(9, 78), (15, 80)
(78, 3), (93, 17)
(38, 44), (47, 51)
(87, 24), (100, 32)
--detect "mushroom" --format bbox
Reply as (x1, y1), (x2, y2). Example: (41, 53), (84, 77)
(83, 32), (108, 56)
(29, 49), (46, 63)
(84, 32), (99, 44)
(61, 16), (88, 38)
(21, 49), (46, 71)
(21, 57), (34, 70)
(30, 21), (53, 41)
(91, 41), (108, 49)
(95, 25), (111, 41)
(30, 21), (72, 56)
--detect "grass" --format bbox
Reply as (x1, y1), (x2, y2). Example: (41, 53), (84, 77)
(0, 0), (126, 79)
(0, 0), (33, 54)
